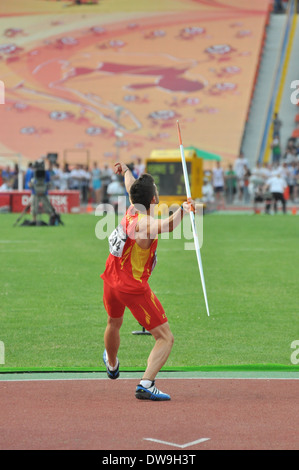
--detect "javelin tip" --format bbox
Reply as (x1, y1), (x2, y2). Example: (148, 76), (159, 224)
(176, 120), (182, 145)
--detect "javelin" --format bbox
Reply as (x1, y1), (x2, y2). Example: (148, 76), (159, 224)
(177, 120), (210, 317)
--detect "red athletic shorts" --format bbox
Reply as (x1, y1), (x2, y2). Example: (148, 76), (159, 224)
(103, 281), (168, 331)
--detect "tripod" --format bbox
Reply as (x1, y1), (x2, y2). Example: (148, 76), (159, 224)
(13, 193), (64, 227)
(132, 323), (151, 336)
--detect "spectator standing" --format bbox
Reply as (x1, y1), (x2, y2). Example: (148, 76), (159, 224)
(225, 164), (237, 204)
(251, 162), (266, 212)
(52, 163), (63, 190)
(134, 157), (145, 178)
(283, 144), (294, 163)
(212, 161), (225, 207)
(0, 176), (12, 191)
(69, 164), (82, 191)
(24, 163), (34, 190)
(243, 165), (251, 204)
(295, 163), (299, 201)
(107, 174), (125, 214)
(91, 161), (102, 204)
(80, 165), (91, 204)
(60, 163), (70, 191)
(251, 162), (265, 185)
(12, 164), (20, 189)
(271, 136), (281, 165)
(2, 166), (12, 184)
(286, 162), (297, 202)
(234, 151), (249, 201)
(201, 177), (214, 204)
(101, 164), (113, 203)
(279, 162), (289, 181)
(260, 162), (272, 180)
(253, 184), (264, 214)
(272, 112), (282, 138)
(265, 172), (287, 214)
(284, 146), (297, 165)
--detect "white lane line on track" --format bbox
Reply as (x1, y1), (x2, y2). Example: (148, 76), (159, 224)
(143, 437), (210, 449)
(0, 376), (299, 382)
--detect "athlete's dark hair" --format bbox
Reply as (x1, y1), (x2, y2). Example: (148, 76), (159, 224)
(129, 173), (156, 211)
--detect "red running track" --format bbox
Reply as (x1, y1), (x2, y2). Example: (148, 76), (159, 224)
(0, 378), (298, 450)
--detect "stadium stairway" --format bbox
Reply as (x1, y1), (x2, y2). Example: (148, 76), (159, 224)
(241, 12), (289, 167)
(279, 14), (299, 148)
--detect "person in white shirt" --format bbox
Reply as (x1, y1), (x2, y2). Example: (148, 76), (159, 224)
(107, 174), (125, 213)
(234, 151), (249, 200)
(201, 177), (215, 204)
(52, 163), (63, 190)
(265, 173), (287, 214)
(69, 165), (82, 190)
(60, 163), (70, 191)
(286, 162), (297, 202)
(134, 157), (145, 178)
(0, 182), (11, 192)
(81, 165), (91, 204)
(260, 162), (272, 180)
(251, 162), (265, 185)
(101, 164), (113, 204)
(279, 162), (290, 182)
(283, 147), (297, 165)
(212, 161), (225, 206)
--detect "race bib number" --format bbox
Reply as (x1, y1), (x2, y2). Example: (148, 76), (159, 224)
(108, 224), (127, 257)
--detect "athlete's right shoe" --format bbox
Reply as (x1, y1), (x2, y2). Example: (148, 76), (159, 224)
(135, 381), (171, 401)
(103, 349), (119, 380)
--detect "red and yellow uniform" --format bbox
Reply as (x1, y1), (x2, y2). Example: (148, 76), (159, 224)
(101, 205), (167, 330)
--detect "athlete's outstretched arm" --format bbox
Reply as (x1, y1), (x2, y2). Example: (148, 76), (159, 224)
(114, 162), (136, 193)
(156, 200), (194, 234)
(157, 207), (184, 234)
(137, 200), (194, 241)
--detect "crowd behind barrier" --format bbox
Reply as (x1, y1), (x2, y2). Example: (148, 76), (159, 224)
(0, 132), (298, 215)
(201, 124), (299, 214)
(0, 157), (146, 211)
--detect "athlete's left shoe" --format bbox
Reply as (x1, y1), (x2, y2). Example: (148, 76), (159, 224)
(103, 349), (120, 380)
(135, 381), (171, 401)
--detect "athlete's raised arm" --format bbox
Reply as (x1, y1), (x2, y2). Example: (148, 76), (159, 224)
(114, 162), (135, 193)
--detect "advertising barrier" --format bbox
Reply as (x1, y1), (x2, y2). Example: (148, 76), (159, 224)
(0, 191), (80, 213)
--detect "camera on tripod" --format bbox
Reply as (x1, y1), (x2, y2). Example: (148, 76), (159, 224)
(32, 159), (48, 196)
(13, 154), (64, 227)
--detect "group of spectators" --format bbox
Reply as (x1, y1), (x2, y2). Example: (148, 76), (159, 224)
(0, 157), (146, 211)
(202, 135), (299, 214)
(0, 164), (20, 192)
(1, 130), (298, 215)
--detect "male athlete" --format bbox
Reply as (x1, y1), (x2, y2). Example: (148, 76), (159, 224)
(101, 162), (194, 401)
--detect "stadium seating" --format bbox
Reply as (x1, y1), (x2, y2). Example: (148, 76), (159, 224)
(0, 0), (276, 166)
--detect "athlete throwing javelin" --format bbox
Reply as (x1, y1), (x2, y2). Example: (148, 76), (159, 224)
(101, 162), (195, 401)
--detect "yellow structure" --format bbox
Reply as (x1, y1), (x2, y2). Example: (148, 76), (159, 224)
(146, 149), (203, 208)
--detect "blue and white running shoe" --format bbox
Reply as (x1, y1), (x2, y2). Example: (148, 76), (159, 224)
(103, 349), (119, 380)
(135, 381), (171, 401)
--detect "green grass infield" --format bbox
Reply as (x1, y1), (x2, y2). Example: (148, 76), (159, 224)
(1, 212), (299, 372)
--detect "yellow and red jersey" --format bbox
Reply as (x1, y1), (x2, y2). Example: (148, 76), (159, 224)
(101, 205), (157, 293)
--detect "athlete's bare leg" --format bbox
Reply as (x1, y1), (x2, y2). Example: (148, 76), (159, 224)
(104, 315), (123, 368)
(142, 322), (174, 381)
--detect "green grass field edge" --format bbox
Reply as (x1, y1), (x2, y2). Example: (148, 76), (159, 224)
(1, 364), (299, 374)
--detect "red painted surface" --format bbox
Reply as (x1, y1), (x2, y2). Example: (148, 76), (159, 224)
(0, 378), (298, 450)
(1, 190), (80, 213)
(0, 194), (11, 209)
